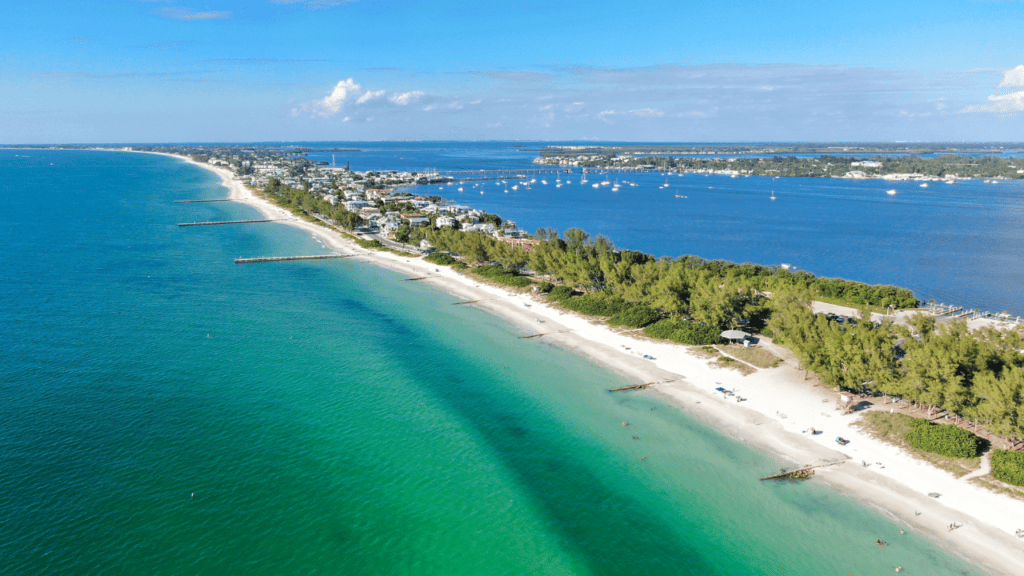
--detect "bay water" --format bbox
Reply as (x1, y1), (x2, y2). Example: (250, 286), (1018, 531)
(1, 150), (982, 574)
(303, 141), (1024, 315)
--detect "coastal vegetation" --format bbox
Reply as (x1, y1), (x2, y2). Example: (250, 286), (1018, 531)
(773, 301), (1024, 443)
(470, 264), (533, 288)
(855, 413), (983, 477)
(991, 450), (1024, 487)
(643, 318), (724, 345)
(904, 418), (983, 459)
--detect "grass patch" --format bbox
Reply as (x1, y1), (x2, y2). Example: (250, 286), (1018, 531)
(712, 356), (756, 376)
(690, 346), (722, 360)
(967, 476), (1024, 502)
(853, 412), (981, 477)
(718, 345), (782, 369)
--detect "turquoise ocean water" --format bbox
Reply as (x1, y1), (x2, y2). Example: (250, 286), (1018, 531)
(1, 150), (982, 575)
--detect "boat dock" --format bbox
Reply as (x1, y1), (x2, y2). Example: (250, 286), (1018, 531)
(179, 219), (289, 227)
(234, 254), (355, 264)
(174, 199), (232, 204)
(924, 302), (1023, 327)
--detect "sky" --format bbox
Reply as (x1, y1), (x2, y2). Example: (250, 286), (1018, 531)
(2, 0), (1024, 143)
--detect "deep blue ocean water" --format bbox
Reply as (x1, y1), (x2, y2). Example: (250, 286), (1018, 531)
(0, 149), (985, 575)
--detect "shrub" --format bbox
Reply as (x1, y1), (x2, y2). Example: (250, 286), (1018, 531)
(547, 286), (577, 301)
(470, 264), (533, 288)
(644, 318), (725, 345)
(560, 294), (627, 316)
(355, 239), (383, 249)
(424, 253), (457, 266)
(607, 304), (662, 328)
(991, 450), (1024, 487)
(536, 282), (555, 294)
(452, 261), (468, 271)
(905, 420), (981, 458)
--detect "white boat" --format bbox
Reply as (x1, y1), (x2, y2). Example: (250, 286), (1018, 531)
(770, 191), (776, 201)
(592, 183), (600, 188)
(541, 180), (547, 185)
(512, 185), (519, 191)
(556, 184), (562, 188)
(457, 187), (464, 192)
(886, 189), (897, 195)
(566, 180), (572, 184)
(919, 183), (928, 188)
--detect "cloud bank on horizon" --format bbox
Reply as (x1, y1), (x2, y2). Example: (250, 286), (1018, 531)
(287, 63), (1024, 141)
(4, 0), (1024, 142)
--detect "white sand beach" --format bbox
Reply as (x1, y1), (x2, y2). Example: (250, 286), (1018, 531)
(178, 153), (1024, 576)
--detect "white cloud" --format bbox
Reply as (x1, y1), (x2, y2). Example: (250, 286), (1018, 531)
(310, 78), (361, 116)
(389, 91), (424, 105)
(539, 104), (552, 110)
(343, 116), (350, 122)
(962, 90), (1024, 114)
(356, 89), (385, 104)
(598, 110), (616, 123)
(961, 65), (1024, 113)
(999, 64), (1024, 87)
(299, 80), (432, 118)
(630, 108), (664, 117)
(423, 104), (437, 111)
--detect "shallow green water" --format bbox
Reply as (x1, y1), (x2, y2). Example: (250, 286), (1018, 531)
(0, 150), (981, 575)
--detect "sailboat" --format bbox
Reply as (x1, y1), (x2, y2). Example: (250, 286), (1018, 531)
(770, 191), (776, 201)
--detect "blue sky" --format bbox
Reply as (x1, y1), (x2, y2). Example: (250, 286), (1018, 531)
(2, 0), (1023, 143)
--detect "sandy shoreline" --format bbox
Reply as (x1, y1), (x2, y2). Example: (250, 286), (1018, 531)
(162, 151), (1024, 575)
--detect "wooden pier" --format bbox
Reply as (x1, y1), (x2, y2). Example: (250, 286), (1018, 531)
(179, 219), (288, 227)
(452, 299), (484, 306)
(174, 199), (232, 204)
(234, 254), (355, 264)
(519, 333), (550, 339)
(404, 276), (430, 282)
(760, 461), (844, 481)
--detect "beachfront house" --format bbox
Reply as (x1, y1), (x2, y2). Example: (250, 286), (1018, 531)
(407, 217), (430, 227)
(436, 216), (456, 228)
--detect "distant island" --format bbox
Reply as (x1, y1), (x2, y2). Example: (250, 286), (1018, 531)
(534, 143), (1024, 181)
